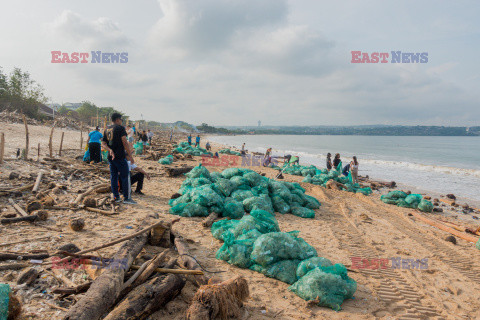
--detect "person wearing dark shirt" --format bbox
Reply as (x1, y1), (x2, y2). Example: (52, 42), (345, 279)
(187, 134), (192, 145)
(333, 153), (341, 171)
(326, 153), (332, 170)
(141, 130), (148, 154)
(102, 113), (136, 204)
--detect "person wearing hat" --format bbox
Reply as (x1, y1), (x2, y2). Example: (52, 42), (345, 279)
(87, 126), (103, 163)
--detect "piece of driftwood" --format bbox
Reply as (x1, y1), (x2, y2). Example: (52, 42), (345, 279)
(63, 220), (155, 320)
(0, 263), (30, 271)
(52, 282), (92, 295)
(32, 171), (44, 194)
(186, 276), (249, 320)
(174, 234), (209, 286)
(102, 274), (185, 320)
(202, 212), (219, 228)
(8, 198), (29, 217)
(130, 265), (203, 275)
(72, 183), (108, 205)
(164, 166), (193, 177)
(49, 124), (55, 157)
(1, 215), (38, 224)
(409, 210), (479, 243)
(0, 252), (50, 261)
(84, 206), (115, 215)
(127, 250), (170, 290)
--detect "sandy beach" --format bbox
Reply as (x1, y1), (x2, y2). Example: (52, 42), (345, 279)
(1, 124), (480, 320)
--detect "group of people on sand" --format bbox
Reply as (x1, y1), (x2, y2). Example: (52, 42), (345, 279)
(86, 113), (151, 204)
(326, 153), (359, 184)
(187, 134), (201, 147)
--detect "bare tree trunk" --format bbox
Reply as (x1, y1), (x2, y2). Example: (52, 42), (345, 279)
(59, 132), (65, 156)
(0, 132), (4, 164)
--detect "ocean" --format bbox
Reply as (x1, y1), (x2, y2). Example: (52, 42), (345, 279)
(207, 135), (480, 203)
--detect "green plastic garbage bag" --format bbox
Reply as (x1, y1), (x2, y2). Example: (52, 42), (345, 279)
(288, 264), (357, 311)
(291, 206), (315, 219)
(0, 283), (10, 320)
(418, 199), (433, 212)
(223, 198), (245, 219)
(251, 232), (317, 267)
(211, 219), (239, 240)
(159, 155), (174, 165)
(251, 259), (301, 284)
(296, 257), (333, 279)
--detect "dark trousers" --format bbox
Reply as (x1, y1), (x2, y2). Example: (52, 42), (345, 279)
(89, 142), (101, 163)
(120, 172), (144, 193)
(109, 159), (130, 199)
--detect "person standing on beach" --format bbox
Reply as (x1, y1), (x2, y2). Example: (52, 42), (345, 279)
(102, 113), (136, 204)
(169, 129), (174, 142)
(206, 142), (211, 151)
(187, 134), (192, 145)
(241, 143), (246, 155)
(141, 130), (148, 154)
(195, 135), (200, 147)
(147, 130), (154, 144)
(333, 153), (342, 171)
(350, 156), (359, 184)
(87, 126), (103, 163)
(263, 148), (272, 166)
(326, 153), (332, 170)
(126, 125), (134, 145)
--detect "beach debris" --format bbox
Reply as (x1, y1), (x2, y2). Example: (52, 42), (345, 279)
(69, 218), (85, 231)
(168, 165), (320, 219)
(381, 191), (433, 212)
(445, 235), (457, 244)
(211, 209), (356, 310)
(446, 194), (456, 200)
(186, 276), (249, 320)
(17, 267), (39, 286)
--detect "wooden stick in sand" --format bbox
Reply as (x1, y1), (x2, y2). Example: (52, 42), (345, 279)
(59, 131), (65, 156)
(48, 123), (55, 157)
(22, 114), (29, 160)
(0, 132), (5, 164)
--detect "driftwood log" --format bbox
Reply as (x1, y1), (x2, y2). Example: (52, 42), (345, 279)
(103, 274), (185, 320)
(0, 253), (50, 261)
(63, 220), (154, 320)
(202, 212), (219, 228)
(174, 234), (209, 286)
(164, 166), (193, 177)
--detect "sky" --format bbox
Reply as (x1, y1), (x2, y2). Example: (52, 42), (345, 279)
(0, 0), (479, 126)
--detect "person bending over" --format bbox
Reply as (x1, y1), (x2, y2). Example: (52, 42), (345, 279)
(87, 126), (103, 163)
(102, 113), (136, 204)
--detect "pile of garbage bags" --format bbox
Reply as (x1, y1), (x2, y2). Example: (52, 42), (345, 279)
(172, 142), (212, 157)
(169, 165), (321, 219)
(218, 148), (242, 156)
(302, 169), (372, 196)
(83, 150), (109, 163)
(158, 154), (174, 165)
(380, 191), (433, 212)
(212, 210), (356, 310)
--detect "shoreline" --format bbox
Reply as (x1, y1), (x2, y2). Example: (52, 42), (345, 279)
(204, 135), (480, 220)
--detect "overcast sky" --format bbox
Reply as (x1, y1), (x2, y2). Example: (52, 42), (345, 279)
(1, 0), (479, 126)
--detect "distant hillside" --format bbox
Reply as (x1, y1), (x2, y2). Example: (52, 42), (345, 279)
(214, 125), (480, 136)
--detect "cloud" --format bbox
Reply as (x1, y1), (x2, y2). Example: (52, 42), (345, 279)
(48, 10), (130, 50)
(148, 0), (288, 59)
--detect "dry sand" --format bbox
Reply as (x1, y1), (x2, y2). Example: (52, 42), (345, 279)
(1, 123), (480, 320)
